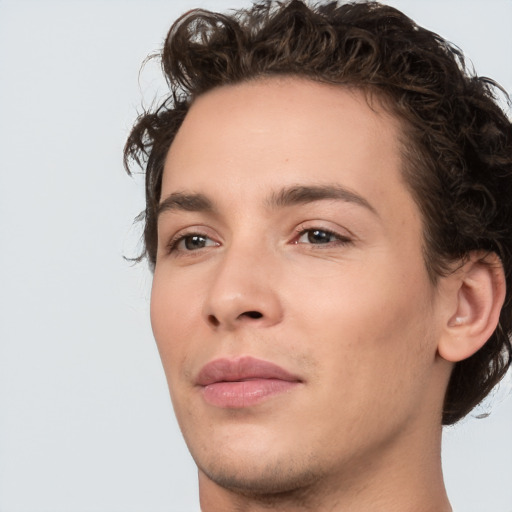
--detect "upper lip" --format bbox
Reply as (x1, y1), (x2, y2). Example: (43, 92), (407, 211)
(196, 356), (302, 386)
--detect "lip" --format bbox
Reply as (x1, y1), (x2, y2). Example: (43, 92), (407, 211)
(196, 356), (302, 408)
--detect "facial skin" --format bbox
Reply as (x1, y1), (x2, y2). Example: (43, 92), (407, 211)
(150, 78), (456, 511)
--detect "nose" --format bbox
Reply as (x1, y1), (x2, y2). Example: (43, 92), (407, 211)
(202, 244), (283, 331)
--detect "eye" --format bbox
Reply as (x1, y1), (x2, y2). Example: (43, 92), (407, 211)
(295, 228), (351, 246)
(168, 233), (218, 253)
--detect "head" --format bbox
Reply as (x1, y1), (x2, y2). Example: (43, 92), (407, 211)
(124, 0), (512, 497)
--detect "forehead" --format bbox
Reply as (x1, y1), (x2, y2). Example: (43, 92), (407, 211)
(162, 77), (410, 220)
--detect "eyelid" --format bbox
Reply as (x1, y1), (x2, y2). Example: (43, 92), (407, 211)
(293, 230), (352, 248)
(293, 221), (355, 242)
(161, 220), (354, 256)
(165, 226), (221, 255)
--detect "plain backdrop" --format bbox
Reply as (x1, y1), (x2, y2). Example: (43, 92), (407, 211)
(0, 1), (511, 511)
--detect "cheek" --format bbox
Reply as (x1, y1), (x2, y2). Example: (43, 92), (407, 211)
(285, 273), (435, 451)
(286, 253), (436, 388)
(150, 270), (204, 372)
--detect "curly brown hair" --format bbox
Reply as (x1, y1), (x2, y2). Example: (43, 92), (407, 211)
(124, 0), (512, 425)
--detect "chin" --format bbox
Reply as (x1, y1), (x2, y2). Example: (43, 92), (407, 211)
(197, 452), (322, 498)
(186, 419), (321, 489)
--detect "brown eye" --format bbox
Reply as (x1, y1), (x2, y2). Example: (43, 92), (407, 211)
(304, 229), (333, 244)
(168, 233), (219, 254)
(182, 235), (209, 250)
(298, 229), (336, 244)
(295, 228), (352, 247)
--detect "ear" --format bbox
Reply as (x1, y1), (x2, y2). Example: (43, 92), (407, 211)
(437, 252), (506, 363)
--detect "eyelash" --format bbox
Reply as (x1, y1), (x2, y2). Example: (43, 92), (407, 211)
(166, 225), (352, 256)
(166, 231), (217, 255)
(294, 226), (353, 247)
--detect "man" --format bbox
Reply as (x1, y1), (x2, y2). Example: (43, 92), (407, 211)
(124, 1), (512, 510)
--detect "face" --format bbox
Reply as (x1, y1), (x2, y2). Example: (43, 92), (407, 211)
(151, 78), (450, 496)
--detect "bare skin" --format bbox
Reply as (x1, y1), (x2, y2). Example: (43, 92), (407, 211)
(150, 77), (504, 511)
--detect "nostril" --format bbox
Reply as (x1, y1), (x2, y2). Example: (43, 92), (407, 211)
(208, 314), (220, 327)
(241, 311), (263, 319)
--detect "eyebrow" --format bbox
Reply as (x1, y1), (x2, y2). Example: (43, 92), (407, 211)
(157, 192), (215, 218)
(266, 184), (378, 216)
(157, 184), (378, 219)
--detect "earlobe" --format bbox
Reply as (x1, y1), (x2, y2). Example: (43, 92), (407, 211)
(438, 252), (506, 363)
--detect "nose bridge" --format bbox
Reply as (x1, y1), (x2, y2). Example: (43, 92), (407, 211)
(202, 233), (282, 329)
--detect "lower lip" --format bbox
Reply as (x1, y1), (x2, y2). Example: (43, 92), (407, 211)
(201, 379), (299, 408)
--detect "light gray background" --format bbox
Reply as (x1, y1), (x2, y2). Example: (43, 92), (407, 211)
(0, 1), (511, 511)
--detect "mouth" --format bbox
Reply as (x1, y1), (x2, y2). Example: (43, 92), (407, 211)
(195, 356), (303, 408)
